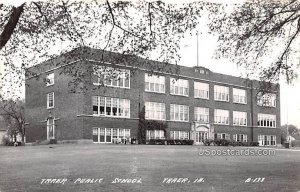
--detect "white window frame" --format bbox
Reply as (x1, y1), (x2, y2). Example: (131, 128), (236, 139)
(215, 133), (230, 140)
(258, 135), (276, 146)
(170, 78), (189, 97)
(93, 128), (130, 143)
(194, 82), (209, 100)
(47, 92), (54, 109)
(47, 118), (55, 140)
(214, 109), (229, 125)
(92, 96), (130, 118)
(257, 93), (276, 107)
(214, 85), (229, 102)
(145, 73), (165, 93)
(170, 104), (189, 122)
(257, 113), (276, 128)
(194, 107), (209, 123)
(170, 131), (190, 140)
(233, 134), (248, 142)
(145, 102), (166, 120)
(233, 88), (246, 104)
(46, 73), (54, 86)
(93, 66), (130, 89)
(146, 130), (165, 140)
(233, 111), (247, 126)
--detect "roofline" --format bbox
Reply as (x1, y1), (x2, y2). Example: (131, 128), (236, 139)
(25, 47), (280, 92)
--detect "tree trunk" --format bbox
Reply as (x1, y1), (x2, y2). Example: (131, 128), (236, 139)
(0, 3), (25, 50)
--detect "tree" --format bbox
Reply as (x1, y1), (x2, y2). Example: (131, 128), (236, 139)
(0, 97), (25, 144)
(137, 106), (146, 144)
(210, 0), (300, 86)
(280, 124), (300, 143)
(0, 1), (216, 93)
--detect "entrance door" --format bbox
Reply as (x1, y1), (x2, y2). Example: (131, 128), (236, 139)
(195, 131), (208, 144)
(47, 118), (55, 140)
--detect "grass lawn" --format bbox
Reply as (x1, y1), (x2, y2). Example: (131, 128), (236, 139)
(0, 144), (300, 192)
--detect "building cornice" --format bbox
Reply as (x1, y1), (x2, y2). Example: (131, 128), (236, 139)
(26, 57), (279, 93)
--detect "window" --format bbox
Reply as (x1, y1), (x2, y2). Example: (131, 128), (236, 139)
(214, 109), (229, 125)
(214, 85), (229, 101)
(47, 118), (55, 140)
(145, 102), (166, 120)
(93, 66), (130, 88)
(258, 135), (276, 146)
(92, 96), (130, 118)
(170, 131), (189, 140)
(194, 107), (209, 123)
(233, 134), (247, 142)
(214, 133), (230, 140)
(170, 104), (189, 122)
(93, 128), (130, 143)
(257, 93), (276, 107)
(46, 73), (54, 86)
(170, 78), (189, 96)
(257, 113), (276, 128)
(145, 73), (165, 93)
(47, 92), (54, 108)
(146, 130), (165, 140)
(194, 82), (209, 99)
(233, 88), (246, 104)
(233, 111), (247, 126)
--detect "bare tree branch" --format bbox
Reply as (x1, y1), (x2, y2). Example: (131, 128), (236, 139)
(106, 0), (142, 39)
(61, 0), (85, 46)
(0, 3), (25, 50)
(148, 2), (153, 36)
(33, 2), (50, 26)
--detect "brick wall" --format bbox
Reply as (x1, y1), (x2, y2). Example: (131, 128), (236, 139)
(25, 47), (281, 144)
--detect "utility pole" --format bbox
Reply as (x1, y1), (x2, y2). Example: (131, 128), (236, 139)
(286, 92), (290, 146)
(196, 31), (199, 67)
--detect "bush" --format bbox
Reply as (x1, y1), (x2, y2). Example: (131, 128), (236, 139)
(148, 139), (194, 145)
(250, 142), (259, 146)
(213, 139), (230, 146)
(291, 140), (300, 147)
(149, 139), (164, 145)
(204, 139), (214, 146)
(2, 137), (14, 146)
(49, 139), (57, 144)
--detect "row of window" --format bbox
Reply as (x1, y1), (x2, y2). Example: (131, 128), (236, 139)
(144, 130), (276, 146)
(93, 66), (130, 88)
(93, 128), (130, 143)
(46, 69), (276, 109)
(92, 96), (130, 118)
(91, 68), (277, 107)
(46, 93), (276, 128)
(91, 98), (276, 127)
(258, 135), (276, 146)
(144, 101), (275, 127)
(145, 73), (276, 107)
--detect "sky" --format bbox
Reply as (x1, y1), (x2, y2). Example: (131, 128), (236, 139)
(0, 0), (299, 128)
(178, 17), (300, 129)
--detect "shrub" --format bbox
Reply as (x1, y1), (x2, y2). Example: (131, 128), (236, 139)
(2, 137), (14, 146)
(221, 139), (230, 146)
(204, 139), (214, 146)
(250, 142), (259, 146)
(148, 139), (194, 145)
(291, 140), (300, 147)
(149, 139), (164, 145)
(186, 140), (194, 145)
(228, 140), (237, 146)
(213, 139), (221, 146)
(49, 139), (57, 144)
